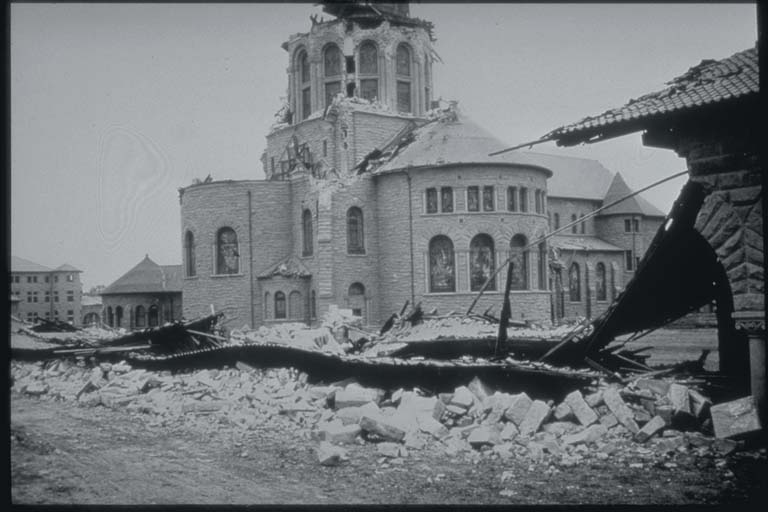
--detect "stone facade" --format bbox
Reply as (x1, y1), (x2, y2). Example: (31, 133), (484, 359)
(177, 4), (665, 328)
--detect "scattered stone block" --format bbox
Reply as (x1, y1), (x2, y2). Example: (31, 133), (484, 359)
(635, 378), (671, 397)
(584, 391), (604, 408)
(542, 421), (578, 437)
(467, 425), (501, 448)
(639, 397), (657, 416)
(710, 396), (761, 439)
(492, 442), (515, 460)
(527, 442), (545, 461)
(655, 405), (675, 425)
(360, 415), (406, 442)
(599, 413), (618, 429)
(562, 424), (607, 445)
(553, 402), (573, 421)
(317, 441), (346, 466)
(335, 384), (382, 409)
(433, 399), (447, 421)
(667, 383), (692, 415)
(467, 376), (492, 402)
(321, 422), (362, 445)
(455, 416), (474, 427)
(438, 393), (453, 404)
(603, 387), (640, 434)
(652, 435), (686, 454)
(336, 406), (364, 425)
(634, 415), (667, 443)
(632, 407), (653, 425)
(377, 442), (403, 458)
(712, 438), (740, 456)
(518, 400), (550, 437)
(503, 393), (532, 426)
(397, 393), (438, 421)
(689, 389), (712, 420)
(564, 390), (598, 426)
(403, 431), (427, 450)
(449, 386), (475, 409)
(446, 404), (468, 416)
(417, 415), (450, 439)
(500, 422), (519, 441)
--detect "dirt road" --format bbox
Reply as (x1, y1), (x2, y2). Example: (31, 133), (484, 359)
(11, 393), (767, 505)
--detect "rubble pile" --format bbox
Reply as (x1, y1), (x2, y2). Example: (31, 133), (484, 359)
(12, 361), (759, 471)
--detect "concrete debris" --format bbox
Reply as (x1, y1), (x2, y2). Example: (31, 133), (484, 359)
(11, 359), (742, 467)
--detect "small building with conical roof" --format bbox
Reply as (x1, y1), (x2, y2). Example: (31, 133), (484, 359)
(178, 2), (664, 327)
(101, 255), (182, 330)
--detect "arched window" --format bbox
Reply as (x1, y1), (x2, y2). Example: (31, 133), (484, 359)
(538, 242), (547, 290)
(470, 234), (496, 291)
(323, 44), (342, 108)
(297, 49), (311, 120)
(571, 214), (578, 233)
(288, 291), (302, 320)
(396, 43), (412, 113)
(274, 291), (286, 319)
(148, 305), (159, 327)
(135, 305), (146, 328)
(347, 282), (366, 319)
(216, 227), (239, 274)
(347, 207), (365, 254)
(507, 186), (518, 211)
(554, 213), (560, 230)
(310, 290), (317, 319)
(115, 306), (123, 328)
(184, 230), (196, 277)
(107, 306), (114, 327)
(429, 235), (455, 293)
(264, 292), (271, 320)
(358, 41), (379, 101)
(596, 262), (607, 301)
(569, 263), (581, 302)
(509, 234), (529, 290)
(302, 209), (313, 256)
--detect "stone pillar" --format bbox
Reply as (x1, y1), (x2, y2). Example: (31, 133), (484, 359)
(733, 311), (767, 427)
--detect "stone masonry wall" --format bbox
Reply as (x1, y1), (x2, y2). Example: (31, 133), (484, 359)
(595, 215), (664, 285)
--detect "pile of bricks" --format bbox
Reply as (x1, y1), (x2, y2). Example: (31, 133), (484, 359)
(11, 360), (760, 470)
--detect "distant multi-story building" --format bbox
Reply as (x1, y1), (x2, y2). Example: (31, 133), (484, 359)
(9, 256), (83, 325)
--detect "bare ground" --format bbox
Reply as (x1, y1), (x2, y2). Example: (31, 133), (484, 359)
(11, 392), (768, 505)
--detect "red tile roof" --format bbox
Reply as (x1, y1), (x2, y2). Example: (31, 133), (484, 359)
(543, 45), (758, 145)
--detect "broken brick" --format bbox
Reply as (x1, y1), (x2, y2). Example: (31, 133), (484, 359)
(599, 413), (618, 429)
(667, 383), (692, 415)
(562, 424), (607, 446)
(584, 391), (604, 408)
(335, 384), (383, 409)
(635, 378), (671, 397)
(689, 389), (712, 420)
(467, 376), (492, 402)
(553, 402), (574, 421)
(449, 386), (475, 409)
(360, 415), (406, 442)
(503, 392), (533, 426)
(500, 422), (519, 441)
(518, 400), (550, 437)
(603, 387), (640, 434)
(634, 415), (667, 443)
(563, 390), (598, 426)
(417, 415), (449, 439)
(710, 396), (762, 439)
(321, 422), (362, 445)
(467, 425), (501, 448)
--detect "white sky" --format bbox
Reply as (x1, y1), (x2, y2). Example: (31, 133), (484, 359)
(10, 2), (757, 289)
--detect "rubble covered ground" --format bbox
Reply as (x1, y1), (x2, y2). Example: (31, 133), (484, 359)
(10, 339), (768, 505)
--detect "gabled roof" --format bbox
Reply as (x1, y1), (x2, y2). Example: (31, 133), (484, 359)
(11, 256), (52, 273)
(257, 255), (312, 280)
(54, 263), (82, 272)
(598, 173), (665, 217)
(550, 236), (624, 252)
(101, 255), (182, 295)
(542, 45), (759, 146)
(521, 152), (615, 200)
(374, 111), (553, 177)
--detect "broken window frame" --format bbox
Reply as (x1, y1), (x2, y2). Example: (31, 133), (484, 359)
(323, 43), (343, 109)
(358, 40), (379, 102)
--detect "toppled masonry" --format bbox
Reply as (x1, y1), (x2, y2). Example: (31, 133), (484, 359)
(11, 360), (762, 472)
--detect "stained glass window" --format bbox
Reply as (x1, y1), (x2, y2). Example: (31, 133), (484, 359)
(441, 187), (453, 213)
(519, 187), (528, 212)
(467, 186), (479, 212)
(324, 45), (341, 77)
(397, 81), (411, 113)
(483, 186), (495, 211)
(216, 227), (239, 274)
(426, 188), (438, 213)
(596, 262), (607, 301)
(507, 186), (517, 211)
(569, 263), (581, 302)
(275, 291), (286, 319)
(299, 50), (310, 83)
(396, 44), (411, 76)
(429, 235), (455, 293)
(359, 41), (378, 74)
(509, 234), (529, 290)
(470, 234), (496, 291)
